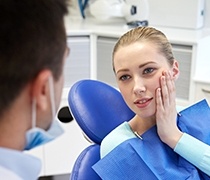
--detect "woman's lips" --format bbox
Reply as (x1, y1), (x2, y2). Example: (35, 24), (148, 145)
(134, 98), (153, 108)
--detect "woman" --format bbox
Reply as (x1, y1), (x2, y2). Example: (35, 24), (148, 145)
(93, 26), (210, 179)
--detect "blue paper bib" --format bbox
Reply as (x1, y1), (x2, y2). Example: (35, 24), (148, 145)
(93, 99), (210, 180)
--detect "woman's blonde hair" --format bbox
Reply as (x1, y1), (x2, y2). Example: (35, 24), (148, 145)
(112, 26), (174, 72)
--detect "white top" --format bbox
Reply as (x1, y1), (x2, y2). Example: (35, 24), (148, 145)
(0, 166), (22, 180)
(0, 147), (41, 180)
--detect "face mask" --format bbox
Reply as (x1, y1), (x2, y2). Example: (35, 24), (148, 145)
(24, 76), (64, 150)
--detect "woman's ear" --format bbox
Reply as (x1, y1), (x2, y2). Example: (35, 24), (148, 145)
(31, 70), (52, 111)
(172, 60), (179, 81)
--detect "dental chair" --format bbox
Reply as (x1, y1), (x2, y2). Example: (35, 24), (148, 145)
(68, 79), (135, 180)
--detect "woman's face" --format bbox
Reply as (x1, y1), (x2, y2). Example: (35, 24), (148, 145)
(114, 42), (174, 120)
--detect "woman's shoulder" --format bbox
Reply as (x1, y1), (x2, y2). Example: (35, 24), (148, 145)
(104, 121), (134, 140)
(100, 121), (136, 158)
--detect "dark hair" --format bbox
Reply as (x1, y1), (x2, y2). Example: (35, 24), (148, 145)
(0, 0), (69, 116)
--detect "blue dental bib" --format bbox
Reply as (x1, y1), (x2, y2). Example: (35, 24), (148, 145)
(93, 99), (210, 180)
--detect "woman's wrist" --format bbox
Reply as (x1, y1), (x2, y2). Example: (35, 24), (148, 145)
(165, 130), (183, 149)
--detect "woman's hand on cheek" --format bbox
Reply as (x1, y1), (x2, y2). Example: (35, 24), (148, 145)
(155, 71), (183, 149)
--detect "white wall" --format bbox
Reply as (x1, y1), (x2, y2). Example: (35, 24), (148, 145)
(68, 0), (210, 29)
(204, 0), (210, 28)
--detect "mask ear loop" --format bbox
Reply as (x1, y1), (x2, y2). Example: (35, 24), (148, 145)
(31, 76), (56, 130)
(31, 98), (36, 128)
(48, 76), (56, 119)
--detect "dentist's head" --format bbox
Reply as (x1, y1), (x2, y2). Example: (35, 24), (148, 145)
(0, 0), (69, 150)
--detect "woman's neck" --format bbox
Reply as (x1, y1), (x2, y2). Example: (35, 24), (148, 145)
(129, 115), (156, 136)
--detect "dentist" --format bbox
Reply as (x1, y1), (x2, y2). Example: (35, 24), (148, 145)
(0, 0), (69, 179)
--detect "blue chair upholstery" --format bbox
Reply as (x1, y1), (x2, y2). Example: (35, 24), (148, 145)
(68, 79), (135, 180)
(70, 144), (101, 180)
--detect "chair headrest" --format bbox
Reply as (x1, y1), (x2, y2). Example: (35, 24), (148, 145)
(68, 80), (134, 144)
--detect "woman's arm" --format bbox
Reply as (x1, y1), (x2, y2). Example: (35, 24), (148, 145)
(174, 133), (210, 176)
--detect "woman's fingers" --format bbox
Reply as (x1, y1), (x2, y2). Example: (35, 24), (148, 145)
(160, 71), (169, 107)
(167, 71), (176, 106)
(160, 71), (176, 108)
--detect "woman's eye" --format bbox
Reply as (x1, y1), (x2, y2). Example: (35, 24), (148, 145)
(119, 75), (130, 81)
(143, 68), (154, 74)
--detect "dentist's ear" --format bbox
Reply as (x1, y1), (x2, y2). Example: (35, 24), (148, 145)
(31, 70), (52, 112)
(172, 60), (179, 81)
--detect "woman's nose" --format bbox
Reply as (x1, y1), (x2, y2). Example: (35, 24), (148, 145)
(133, 78), (146, 95)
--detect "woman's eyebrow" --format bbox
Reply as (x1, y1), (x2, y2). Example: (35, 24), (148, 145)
(116, 68), (129, 75)
(139, 61), (156, 69)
